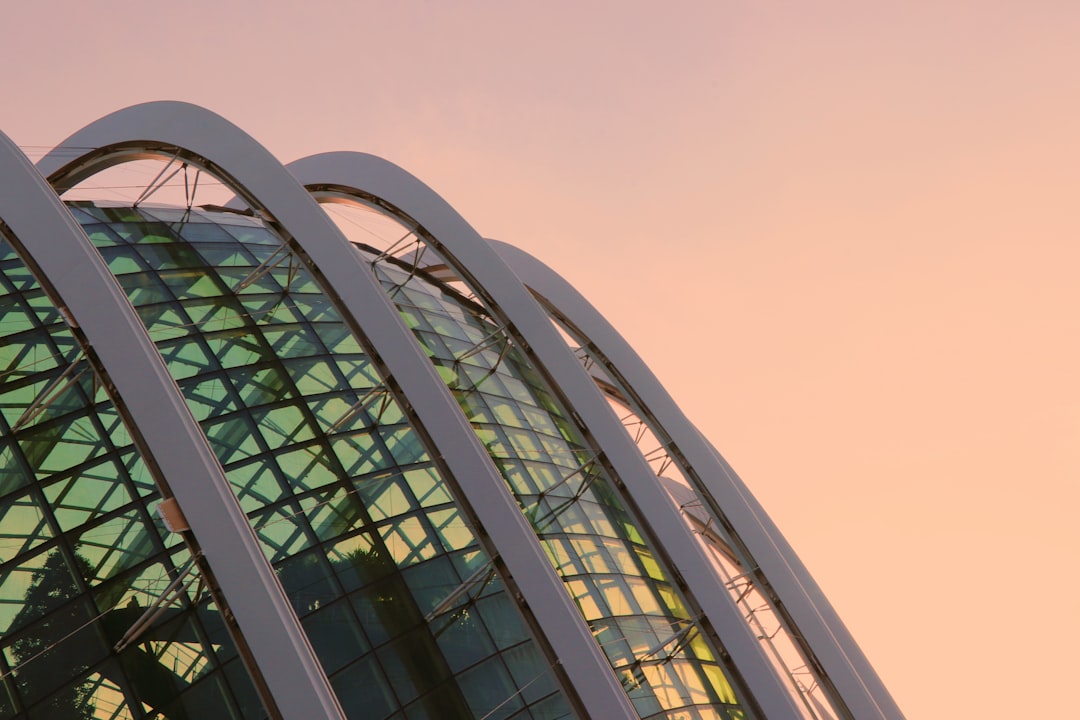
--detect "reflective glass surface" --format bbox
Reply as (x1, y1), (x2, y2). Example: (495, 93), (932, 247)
(74, 204), (569, 720)
(0, 236), (264, 719)
(370, 255), (749, 720)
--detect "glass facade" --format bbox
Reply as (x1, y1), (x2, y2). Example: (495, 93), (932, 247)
(0, 102), (905, 720)
(67, 204), (570, 720)
(0, 236), (264, 719)
(0, 199), (763, 719)
(368, 251), (749, 720)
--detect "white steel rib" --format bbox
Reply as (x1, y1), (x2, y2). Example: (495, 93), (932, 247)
(6, 100), (908, 719)
(37, 102), (633, 720)
(489, 239), (906, 720)
(287, 150), (804, 720)
(0, 133), (340, 720)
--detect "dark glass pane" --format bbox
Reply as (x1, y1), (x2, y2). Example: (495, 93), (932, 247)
(331, 657), (394, 720)
(302, 600), (369, 674)
(4, 599), (108, 708)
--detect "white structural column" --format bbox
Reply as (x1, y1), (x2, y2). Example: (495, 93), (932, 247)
(287, 152), (803, 720)
(0, 136), (343, 719)
(38, 102), (634, 720)
(490, 240), (907, 720)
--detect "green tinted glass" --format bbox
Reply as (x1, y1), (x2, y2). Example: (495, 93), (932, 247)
(0, 233), (264, 719)
(375, 256), (746, 718)
(79, 205), (568, 720)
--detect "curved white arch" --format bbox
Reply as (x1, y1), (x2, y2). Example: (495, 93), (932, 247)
(489, 240), (906, 720)
(39, 102), (629, 720)
(287, 151), (803, 720)
(0, 131), (332, 718)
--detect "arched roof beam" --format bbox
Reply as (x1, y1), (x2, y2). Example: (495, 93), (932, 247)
(287, 151), (802, 720)
(489, 239), (906, 720)
(0, 131), (306, 718)
(39, 101), (627, 720)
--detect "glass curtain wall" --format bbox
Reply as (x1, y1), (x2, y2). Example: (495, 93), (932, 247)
(70, 203), (570, 720)
(0, 235), (266, 719)
(362, 244), (751, 720)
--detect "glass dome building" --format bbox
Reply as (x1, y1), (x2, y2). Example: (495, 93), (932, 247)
(0, 103), (904, 720)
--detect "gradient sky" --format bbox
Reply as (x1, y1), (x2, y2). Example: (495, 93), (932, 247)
(3, 2), (1078, 717)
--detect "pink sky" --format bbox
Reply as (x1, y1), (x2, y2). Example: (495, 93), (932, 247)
(3, 2), (1078, 716)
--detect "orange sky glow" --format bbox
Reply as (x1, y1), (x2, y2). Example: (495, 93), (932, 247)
(2, 2), (1077, 717)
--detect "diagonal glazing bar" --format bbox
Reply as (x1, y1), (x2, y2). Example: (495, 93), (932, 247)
(9, 350), (87, 431)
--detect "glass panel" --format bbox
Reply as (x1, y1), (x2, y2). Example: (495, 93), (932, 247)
(0, 491), (52, 561)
